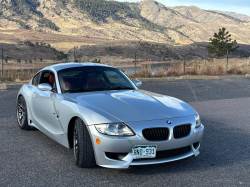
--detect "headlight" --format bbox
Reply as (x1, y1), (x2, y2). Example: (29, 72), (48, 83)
(195, 114), (201, 128)
(95, 123), (135, 136)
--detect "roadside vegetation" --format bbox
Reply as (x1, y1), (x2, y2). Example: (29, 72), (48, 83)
(128, 58), (250, 78)
(0, 68), (39, 82)
(0, 58), (249, 83)
(0, 27), (249, 83)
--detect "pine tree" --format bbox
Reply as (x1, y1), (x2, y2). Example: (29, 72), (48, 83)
(206, 27), (239, 72)
(206, 27), (238, 58)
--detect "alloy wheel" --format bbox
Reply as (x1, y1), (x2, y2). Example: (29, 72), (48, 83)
(74, 124), (79, 162)
(17, 98), (26, 126)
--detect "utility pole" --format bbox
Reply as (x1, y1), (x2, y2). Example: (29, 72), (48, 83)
(226, 48), (229, 73)
(184, 53), (186, 74)
(134, 48), (137, 74)
(2, 47), (3, 75)
(74, 47), (75, 62)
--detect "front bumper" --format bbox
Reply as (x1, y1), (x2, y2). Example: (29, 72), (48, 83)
(89, 116), (204, 168)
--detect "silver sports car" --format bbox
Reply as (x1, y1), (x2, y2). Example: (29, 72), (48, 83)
(17, 63), (204, 168)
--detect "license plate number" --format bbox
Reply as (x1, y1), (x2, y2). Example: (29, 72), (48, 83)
(132, 145), (157, 159)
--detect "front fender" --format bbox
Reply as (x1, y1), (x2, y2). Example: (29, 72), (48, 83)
(55, 97), (122, 133)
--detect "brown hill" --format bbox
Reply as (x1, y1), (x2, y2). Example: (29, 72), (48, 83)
(0, 0), (249, 45)
(213, 10), (250, 22)
(0, 0), (249, 62)
(132, 1), (250, 44)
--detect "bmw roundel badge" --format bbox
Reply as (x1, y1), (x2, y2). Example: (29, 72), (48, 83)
(166, 120), (172, 125)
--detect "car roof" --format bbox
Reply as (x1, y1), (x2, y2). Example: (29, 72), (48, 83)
(44, 62), (112, 71)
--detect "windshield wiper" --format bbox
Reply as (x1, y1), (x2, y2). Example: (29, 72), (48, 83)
(64, 88), (107, 93)
(105, 86), (134, 91)
(64, 86), (133, 93)
(64, 88), (86, 93)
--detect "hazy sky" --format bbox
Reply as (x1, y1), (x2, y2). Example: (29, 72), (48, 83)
(116, 0), (250, 16)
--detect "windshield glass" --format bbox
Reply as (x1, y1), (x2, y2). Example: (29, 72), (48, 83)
(57, 66), (137, 93)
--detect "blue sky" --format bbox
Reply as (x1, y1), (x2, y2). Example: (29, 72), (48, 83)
(116, 0), (250, 16)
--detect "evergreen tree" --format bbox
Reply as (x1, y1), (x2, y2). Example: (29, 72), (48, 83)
(206, 27), (238, 58)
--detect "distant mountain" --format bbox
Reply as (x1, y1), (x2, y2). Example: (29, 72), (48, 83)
(130, 1), (250, 44)
(0, 0), (249, 46)
(213, 10), (250, 22)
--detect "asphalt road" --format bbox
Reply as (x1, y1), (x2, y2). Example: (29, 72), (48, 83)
(1, 77), (250, 186)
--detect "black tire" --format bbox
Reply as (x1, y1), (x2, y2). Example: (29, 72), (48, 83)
(17, 96), (31, 130)
(74, 118), (96, 168)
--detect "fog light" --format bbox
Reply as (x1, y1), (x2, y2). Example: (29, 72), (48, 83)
(96, 138), (100, 144)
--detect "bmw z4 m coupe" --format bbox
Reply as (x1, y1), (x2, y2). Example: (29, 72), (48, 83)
(17, 63), (204, 168)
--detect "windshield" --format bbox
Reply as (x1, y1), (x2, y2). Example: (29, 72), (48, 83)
(57, 66), (137, 93)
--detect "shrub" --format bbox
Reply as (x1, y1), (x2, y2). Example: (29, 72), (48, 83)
(217, 65), (224, 75)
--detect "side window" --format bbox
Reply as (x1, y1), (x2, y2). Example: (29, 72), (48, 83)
(32, 73), (41, 86)
(40, 71), (57, 91)
(40, 72), (51, 84)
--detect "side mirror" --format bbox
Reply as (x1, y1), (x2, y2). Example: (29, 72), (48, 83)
(133, 80), (142, 87)
(38, 83), (52, 91)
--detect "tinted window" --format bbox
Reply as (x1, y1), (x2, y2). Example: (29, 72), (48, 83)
(58, 66), (136, 93)
(104, 70), (129, 87)
(40, 72), (52, 84)
(32, 72), (40, 86)
(40, 71), (57, 91)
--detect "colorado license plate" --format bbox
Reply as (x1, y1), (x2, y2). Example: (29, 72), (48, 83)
(132, 145), (157, 159)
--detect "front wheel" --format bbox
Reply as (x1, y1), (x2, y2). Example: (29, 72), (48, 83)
(74, 118), (96, 168)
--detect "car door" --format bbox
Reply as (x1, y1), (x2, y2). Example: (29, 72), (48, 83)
(30, 71), (64, 134)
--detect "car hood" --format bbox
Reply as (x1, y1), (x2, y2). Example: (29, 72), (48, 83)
(65, 90), (197, 122)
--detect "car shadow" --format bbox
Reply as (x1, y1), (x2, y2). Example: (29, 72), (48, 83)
(13, 116), (250, 176)
(117, 117), (250, 175)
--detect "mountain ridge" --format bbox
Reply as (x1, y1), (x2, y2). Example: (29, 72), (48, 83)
(0, 0), (249, 48)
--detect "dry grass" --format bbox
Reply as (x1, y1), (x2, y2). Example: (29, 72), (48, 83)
(0, 62), (55, 83)
(0, 58), (250, 82)
(127, 58), (250, 78)
(0, 69), (39, 82)
(51, 42), (96, 51)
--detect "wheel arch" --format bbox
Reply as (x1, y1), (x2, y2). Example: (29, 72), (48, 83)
(16, 94), (26, 113)
(67, 116), (78, 149)
(17, 93), (24, 101)
(67, 115), (95, 149)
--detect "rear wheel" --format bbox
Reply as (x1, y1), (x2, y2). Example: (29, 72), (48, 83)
(74, 118), (96, 168)
(17, 96), (31, 130)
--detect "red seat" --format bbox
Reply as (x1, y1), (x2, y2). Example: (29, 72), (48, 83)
(64, 82), (71, 90)
(84, 75), (104, 90)
(49, 74), (55, 87)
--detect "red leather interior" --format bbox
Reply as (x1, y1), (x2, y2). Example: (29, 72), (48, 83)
(84, 77), (104, 89)
(49, 74), (55, 87)
(64, 82), (71, 90)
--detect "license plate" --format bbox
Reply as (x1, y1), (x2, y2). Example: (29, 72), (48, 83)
(132, 145), (157, 159)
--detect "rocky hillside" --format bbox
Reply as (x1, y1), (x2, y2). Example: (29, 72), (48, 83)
(130, 1), (250, 44)
(0, 0), (249, 45)
(213, 10), (250, 22)
(0, 0), (249, 62)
